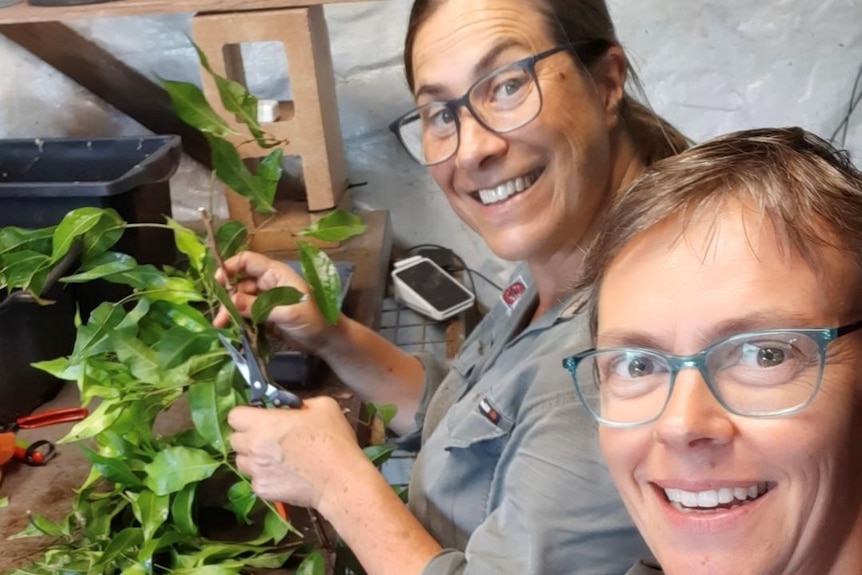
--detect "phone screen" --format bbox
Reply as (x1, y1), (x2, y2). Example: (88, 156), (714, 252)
(394, 260), (473, 312)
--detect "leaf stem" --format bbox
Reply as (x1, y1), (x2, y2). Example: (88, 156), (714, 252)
(198, 208), (233, 295)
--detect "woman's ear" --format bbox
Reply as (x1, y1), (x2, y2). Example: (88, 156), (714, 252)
(591, 45), (628, 129)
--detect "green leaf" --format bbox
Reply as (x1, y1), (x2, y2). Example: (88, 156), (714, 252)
(81, 445), (143, 487)
(187, 379), (231, 454)
(156, 326), (213, 369)
(226, 480), (256, 524)
(60, 251), (138, 283)
(250, 286), (304, 325)
(206, 134), (277, 213)
(297, 550), (326, 575)
(0, 225), (54, 256)
(146, 276), (206, 305)
(150, 301), (213, 334)
(98, 263), (170, 291)
(136, 529), (189, 567)
(92, 527), (143, 571)
(192, 42), (269, 147)
(212, 282), (246, 332)
(128, 490), (170, 540)
(120, 564), (149, 575)
(72, 301), (127, 360)
(59, 400), (124, 444)
(367, 402), (399, 429)
(161, 78), (236, 138)
(143, 446), (220, 496)
(257, 148), (283, 188)
(298, 210), (367, 242)
(363, 443), (397, 466)
(243, 550), (295, 569)
(0, 249), (50, 293)
(215, 220), (248, 259)
(297, 241), (341, 325)
(171, 566), (243, 575)
(27, 512), (69, 538)
(108, 328), (162, 384)
(167, 218), (207, 272)
(51, 207), (123, 263)
(170, 483), (198, 536)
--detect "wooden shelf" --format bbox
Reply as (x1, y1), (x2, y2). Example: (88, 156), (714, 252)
(0, 0), (371, 25)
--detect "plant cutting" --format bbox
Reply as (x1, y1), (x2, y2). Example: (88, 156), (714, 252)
(162, 43), (284, 216)
(0, 204), (364, 575)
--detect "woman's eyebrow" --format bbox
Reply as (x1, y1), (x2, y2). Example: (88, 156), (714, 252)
(414, 39), (525, 101)
(596, 310), (815, 350)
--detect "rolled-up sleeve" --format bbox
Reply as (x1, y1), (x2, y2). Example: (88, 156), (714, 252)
(395, 351), (449, 452)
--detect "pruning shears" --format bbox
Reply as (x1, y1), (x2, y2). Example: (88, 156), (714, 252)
(217, 332), (303, 409)
(0, 407), (88, 466)
(217, 332), (301, 521)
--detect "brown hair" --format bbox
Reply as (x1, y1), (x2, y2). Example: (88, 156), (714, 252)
(577, 127), (862, 331)
(402, 0), (690, 166)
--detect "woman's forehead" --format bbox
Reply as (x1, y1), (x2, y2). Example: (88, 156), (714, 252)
(411, 0), (552, 91)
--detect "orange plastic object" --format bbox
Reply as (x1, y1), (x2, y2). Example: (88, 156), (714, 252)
(0, 432), (14, 466)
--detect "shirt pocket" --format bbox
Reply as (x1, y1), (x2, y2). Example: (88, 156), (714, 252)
(437, 405), (509, 544)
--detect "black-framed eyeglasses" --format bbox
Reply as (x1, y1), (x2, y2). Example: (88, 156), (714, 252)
(562, 320), (862, 428)
(389, 42), (595, 167)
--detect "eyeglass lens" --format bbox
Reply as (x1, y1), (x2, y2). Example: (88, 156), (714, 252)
(574, 331), (824, 425)
(396, 61), (543, 165)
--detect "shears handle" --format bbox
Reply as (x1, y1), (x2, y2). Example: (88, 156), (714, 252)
(1, 407), (88, 432)
(14, 439), (56, 466)
(16, 407), (88, 429)
(270, 389), (303, 409)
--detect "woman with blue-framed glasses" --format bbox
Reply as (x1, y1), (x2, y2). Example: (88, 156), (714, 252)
(219, 1), (689, 574)
(565, 127), (862, 575)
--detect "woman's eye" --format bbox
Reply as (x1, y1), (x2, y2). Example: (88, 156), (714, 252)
(494, 78), (526, 99)
(421, 106), (456, 134)
(611, 354), (660, 378)
(739, 342), (790, 368)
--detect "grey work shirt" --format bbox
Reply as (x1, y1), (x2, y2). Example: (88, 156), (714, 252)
(402, 265), (649, 575)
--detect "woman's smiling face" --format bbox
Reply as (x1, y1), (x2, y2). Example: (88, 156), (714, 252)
(409, 0), (622, 262)
(596, 200), (862, 575)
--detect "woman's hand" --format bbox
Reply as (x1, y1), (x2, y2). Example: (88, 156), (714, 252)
(213, 251), (333, 351)
(228, 397), (361, 509)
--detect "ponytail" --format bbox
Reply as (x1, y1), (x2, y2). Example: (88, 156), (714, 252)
(620, 94), (692, 166)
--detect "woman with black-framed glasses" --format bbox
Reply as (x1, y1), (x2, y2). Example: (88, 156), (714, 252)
(218, 1), (688, 574)
(568, 127), (862, 575)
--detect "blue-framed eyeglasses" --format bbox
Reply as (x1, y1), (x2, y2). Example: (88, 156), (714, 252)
(389, 41), (603, 167)
(562, 320), (862, 428)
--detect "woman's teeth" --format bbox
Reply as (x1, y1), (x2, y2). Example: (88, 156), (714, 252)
(477, 169), (541, 205)
(664, 483), (769, 512)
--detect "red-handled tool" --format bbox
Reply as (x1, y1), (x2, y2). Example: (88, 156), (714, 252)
(0, 407), (89, 432)
(13, 439), (55, 466)
(0, 407), (88, 467)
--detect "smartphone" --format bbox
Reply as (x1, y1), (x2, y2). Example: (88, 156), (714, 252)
(391, 256), (475, 321)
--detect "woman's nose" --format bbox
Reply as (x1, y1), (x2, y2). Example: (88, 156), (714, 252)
(454, 111), (508, 171)
(653, 368), (735, 451)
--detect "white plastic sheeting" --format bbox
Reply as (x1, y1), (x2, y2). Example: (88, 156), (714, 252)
(0, 0), (860, 305)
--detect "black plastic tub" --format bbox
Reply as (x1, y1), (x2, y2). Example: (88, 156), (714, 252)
(0, 286), (77, 423)
(0, 135), (180, 265)
(0, 135), (182, 419)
